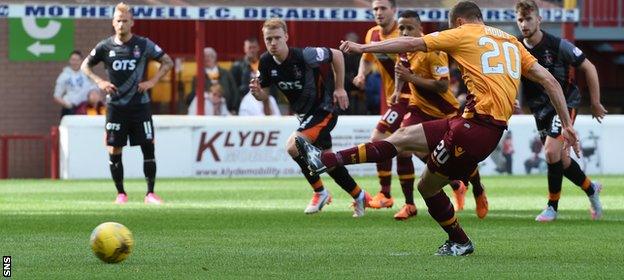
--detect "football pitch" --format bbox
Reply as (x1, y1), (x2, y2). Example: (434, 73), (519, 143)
(1, 176), (623, 279)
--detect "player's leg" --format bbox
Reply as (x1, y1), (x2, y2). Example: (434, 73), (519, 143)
(286, 132), (332, 214)
(141, 142), (157, 194)
(295, 119), (450, 219)
(448, 170), (486, 217)
(369, 103), (408, 208)
(324, 161), (371, 218)
(294, 126), (425, 217)
(297, 111), (371, 217)
(108, 146), (126, 204)
(418, 168), (473, 256)
(105, 106), (128, 204)
(394, 152), (417, 220)
(536, 111), (582, 221)
(535, 134), (564, 221)
(561, 151), (602, 219)
(560, 110), (603, 219)
(468, 169), (488, 219)
(421, 122), (468, 255)
(468, 169), (488, 218)
(411, 152), (470, 218)
(422, 117), (502, 255)
(392, 110), (425, 220)
(319, 122), (431, 169)
(295, 119), (445, 188)
(128, 107), (162, 204)
(448, 180), (467, 212)
(370, 129), (393, 206)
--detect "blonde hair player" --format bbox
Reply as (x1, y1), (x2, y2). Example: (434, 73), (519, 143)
(81, 2), (173, 204)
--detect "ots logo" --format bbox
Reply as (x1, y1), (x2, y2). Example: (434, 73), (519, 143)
(112, 59), (136, 71)
(278, 81), (303, 90)
(106, 122), (121, 131)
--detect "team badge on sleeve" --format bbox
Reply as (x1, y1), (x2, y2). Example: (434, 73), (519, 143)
(154, 44), (163, 53)
(435, 66), (449, 75)
(315, 48), (326, 61)
(573, 47), (583, 57)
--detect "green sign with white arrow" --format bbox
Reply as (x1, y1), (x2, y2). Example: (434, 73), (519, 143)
(9, 18), (74, 61)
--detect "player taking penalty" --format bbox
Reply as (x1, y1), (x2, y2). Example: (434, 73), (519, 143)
(296, 1), (580, 256)
(358, 1), (481, 215)
(390, 10), (489, 220)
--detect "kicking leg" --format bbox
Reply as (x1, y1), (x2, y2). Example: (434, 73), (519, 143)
(295, 124), (429, 174)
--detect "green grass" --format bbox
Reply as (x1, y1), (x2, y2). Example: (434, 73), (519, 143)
(1, 176), (623, 279)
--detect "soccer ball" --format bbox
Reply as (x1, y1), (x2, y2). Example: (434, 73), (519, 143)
(90, 222), (134, 263)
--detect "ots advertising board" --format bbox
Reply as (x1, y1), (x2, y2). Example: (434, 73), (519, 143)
(2, 4), (580, 22)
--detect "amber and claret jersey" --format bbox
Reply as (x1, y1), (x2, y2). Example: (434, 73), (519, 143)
(422, 24), (537, 126)
(403, 51), (459, 118)
(363, 24), (400, 106)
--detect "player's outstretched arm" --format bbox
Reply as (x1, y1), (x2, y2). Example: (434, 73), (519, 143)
(340, 37), (426, 54)
(138, 54), (173, 92)
(578, 59), (607, 122)
(524, 62), (580, 155)
(330, 49), (349, 110)
(81, 57), (117, 94)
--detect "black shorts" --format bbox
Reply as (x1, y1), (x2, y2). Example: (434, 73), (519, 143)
(297, 109), (337, 150)
(535, 108), (577, 143)
(105, 103), (154, 147)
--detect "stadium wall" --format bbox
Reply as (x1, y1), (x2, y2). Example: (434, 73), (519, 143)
(0, 19), (110, 136)
(59, 115), (622, 179)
